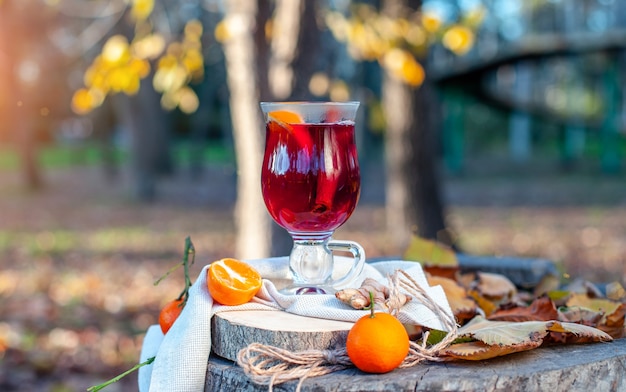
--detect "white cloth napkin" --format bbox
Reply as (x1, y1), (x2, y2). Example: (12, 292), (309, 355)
(138, 257), (453, 392)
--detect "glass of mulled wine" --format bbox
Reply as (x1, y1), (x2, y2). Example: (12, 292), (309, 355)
(260, 101), (365, 294)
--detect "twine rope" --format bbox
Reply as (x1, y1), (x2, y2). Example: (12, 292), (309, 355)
(236, 269), (459, 390)
(394, 270), (459, 367)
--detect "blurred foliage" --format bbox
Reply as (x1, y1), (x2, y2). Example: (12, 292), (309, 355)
(325, 3), (484, 87)
(70, 0), (485, 116)
(71, 1), (204, 115)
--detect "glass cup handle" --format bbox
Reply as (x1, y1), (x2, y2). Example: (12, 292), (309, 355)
(327, 240), (366, 289)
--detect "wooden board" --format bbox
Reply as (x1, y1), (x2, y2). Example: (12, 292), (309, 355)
(211, 310), (353, 362)
(206, 338), (626, 391)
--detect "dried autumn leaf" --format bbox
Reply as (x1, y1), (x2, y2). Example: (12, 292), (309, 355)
(561, 295), (625, 339)
(566, 293), (621, 322)
(533, 274), (561, 298)
(475, 272), (517, 301)
(403, 324), (424, 340)
(599, 303), (626, 339)
(545, 320), (612, 344)
(423, 265), (459, 280)
(457, 316), (549, 346)
(468, 289), (498, 317)
(564, 279), (604, 298)
(427, 275), (477, 324)
(455, 272), (475, 290)
(558, 306), (604, 327)
(443, 316), (612, 361)
(443, 339), (543, 361)
(606, 281), (626, 302)
(489, 296), (558, 322)
(403, 235), (458, 279)
(547, 290), (571, 306)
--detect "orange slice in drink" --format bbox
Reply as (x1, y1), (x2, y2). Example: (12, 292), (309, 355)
(207, 258), (262, 306)
(268, 110), (304, 126)
(267, 109), (313, 152)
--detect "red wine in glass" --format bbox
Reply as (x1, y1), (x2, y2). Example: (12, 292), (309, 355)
(261, 121), (361, 238)
(260, 102), (365, 294)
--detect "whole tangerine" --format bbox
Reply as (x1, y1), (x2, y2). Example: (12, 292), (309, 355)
(346, 303), (409, 373)
(159, 298), (184, 334)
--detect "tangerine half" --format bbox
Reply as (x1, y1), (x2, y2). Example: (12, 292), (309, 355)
(207, 258), (262, 306)
(346, 311), (410, 373)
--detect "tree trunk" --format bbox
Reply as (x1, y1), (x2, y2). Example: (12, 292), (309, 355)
(15, 114), (42, 191)
(0, 2), (43, 191)
(266, 0), (324, 257)
(381, 0), (448, 248)
(112, 78), (172, 201)
(268, 0), (305, 100)
(408, 76), (448, 242)
(382, 73), (413, 248)
(223, 0), (272, 259)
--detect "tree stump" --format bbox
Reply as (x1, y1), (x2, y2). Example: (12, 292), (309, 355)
(206, 336), (626, 391)
(211, 311), (352, 362)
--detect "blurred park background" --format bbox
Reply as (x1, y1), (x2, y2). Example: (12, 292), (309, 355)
(1, 0), (626, 390)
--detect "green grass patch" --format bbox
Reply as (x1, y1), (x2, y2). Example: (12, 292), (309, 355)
(0, 142), (234, 172)
(0, 229), (78, 255)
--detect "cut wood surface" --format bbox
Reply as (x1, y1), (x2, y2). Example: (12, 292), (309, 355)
(206, 338), (626, 392)
(211, 310), (353, 362)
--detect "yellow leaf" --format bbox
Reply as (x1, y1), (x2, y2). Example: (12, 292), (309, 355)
(152, 65), (187, 93)
(381, 48), (424, 87)
(214, 20), (230, 43)
(129, 58), (151, 79)
(182, 50), (204, 74)
(400, 56), (425, 87)
(157, 54), (178, 70)
(102, 35), (131, 66)
(442, 25), (474, 56)
(403, 235), (458, 267)
(130, 0), (154, 21)
(71, 88), (95, 115)
(71, 88), (104, 114)
(108, 67), (135, 93)
(166, 42), (184, 58)
(421, 12), (441, 33)
(83, 63), (105, 89)
(132, 33), (166, 60)
(122, 75), (141, 95)
(160, 91), (178, 111)
(176, 86), (199, 114)
(467, 289), (498, 317)
(405, 24), (426, 47)
(184, 19), (203, 39)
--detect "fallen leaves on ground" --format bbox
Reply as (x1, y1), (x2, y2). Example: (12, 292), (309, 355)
(405, 235), (626, 362)
(442, 316), (612, 360)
